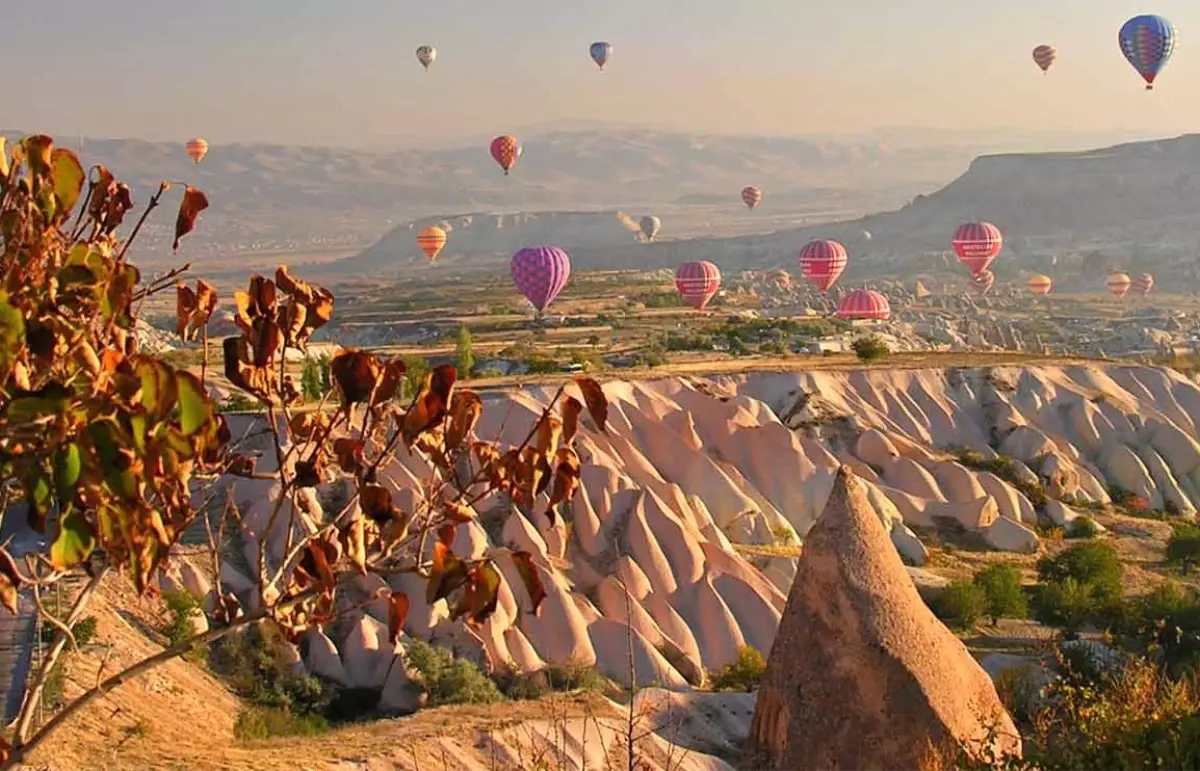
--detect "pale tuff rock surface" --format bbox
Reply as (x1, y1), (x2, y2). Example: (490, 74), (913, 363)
(191, 363), (1200, 715)
(746, 467), (1022, 770)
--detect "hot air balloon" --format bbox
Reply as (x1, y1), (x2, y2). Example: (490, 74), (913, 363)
(639, 216), (661, 242)
(1107, 273), (1132, 299)
(674, 261), (721, 311)
(1119, 15), (1176, 90)
(1032, 45), (1057, 73)
(185, 137), (208, 164)
(490, 135), (521, 175)
(741, 186), (762, 209)
(511, 246), (571, 312)
(837, 289), (890, 321)
(798, 239), (848, 293)
(863, 230), (872, 241)
(1131, 272), (1155, 297)
(416, 45), (437, 71)
(589, 41), (613, 70)
(416, 225), (447, 263)
(1027, 273), (1053, 295)
(970, 270), (996, 296)
(952, 222), (1003, 276)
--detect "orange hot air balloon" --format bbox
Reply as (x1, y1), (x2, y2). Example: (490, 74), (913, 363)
(1027, 273), (1053, 295)
(490, 135), (520, 175)
(185, 137), (208, 164)
(416, 226), (448, 263)
(1107, 272), (1132, 299)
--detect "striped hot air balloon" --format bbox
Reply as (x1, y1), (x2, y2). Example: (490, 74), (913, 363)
(1107, 273), (1132, 299)
(798, 239), (848, 293)
(1027, 273), (1053, 295)
(511, 246), (571, 312)
(741, 186), (762, 209)
(952, 222), (1003, 276)
(836, 289), (890, 321)
(416, 226), (447, 263)
(1131, 272), (1155, 296)
(674, 261), (721, 311)
(1032, 45), (1057, 73)
(185, 137), (208, 164)
(490, 135), (520, 175)
(970, 270), (996, 296)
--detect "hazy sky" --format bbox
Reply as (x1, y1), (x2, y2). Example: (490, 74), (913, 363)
(11, 0), (1200, 148)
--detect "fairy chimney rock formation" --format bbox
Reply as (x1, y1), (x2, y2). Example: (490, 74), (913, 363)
(746, 466), (1022, 770)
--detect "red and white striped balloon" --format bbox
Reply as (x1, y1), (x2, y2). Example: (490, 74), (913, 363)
(1032, 45), (1057, 73)
(798, 239), (848, 293)
(836, 289), (890, 321)
(185, 137), (208, 164)
(1131, 272), (1154, 296)
(741, 186), (762, 209)
(1107, 273), (1132, 299)
(951, 222), (1003, 276)
(970, 270), (996, 295)
(674, 261), (722, 311)
(1027, 273), (1052, 295)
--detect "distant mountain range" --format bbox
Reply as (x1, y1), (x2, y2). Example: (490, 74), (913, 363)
(335, 132), (1200, 290)
(4, 125), (1146, 271)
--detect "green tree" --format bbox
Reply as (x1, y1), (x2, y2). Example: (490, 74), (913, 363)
(300, 357), (323, 401)
(318, 354), (332, 394)
(973, 563), (1027, 625)
(932, 580), (986, 631)
(400, 355), (431, 401)
(852, 335), (890, 362)
(1167, 522), (1200, 575)
(455, 325), (475, 377)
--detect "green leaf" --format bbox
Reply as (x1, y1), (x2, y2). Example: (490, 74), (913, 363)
(49, 148), (85, 223)
(25, 467), (53, 532)
(53, 442), (82, 502)
(174, 370), (212, 437)
(50, 506), (95, 571)
(132, 356), (178, 424)
(87, 420), (138, 501)
(4, 383), (71, 423)
(0, 291), (25, 376)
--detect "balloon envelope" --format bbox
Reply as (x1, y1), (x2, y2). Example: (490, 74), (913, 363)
(416, 45), (437, 70)
(1131, 272), (1155, 296)
(511, 246), (571, 312)
(1119, 15), (1176, 89)
(1107, 273), (1132, 298)
(639, 216), (661, 242)
(837, 289), (890, 321)
(416, 226), (447, 263)
(674, 261), (722, 311)
(185, 137), (208, 164)
(798, 239), (848, 293)
(1032, 44), (1057, 72)
(741, 186), (762, 209)
(952, 222), (1003, 276)
(589, 41), (613, 69)
(1027, 273), (1053, 295)
(490, 135), (520, 175)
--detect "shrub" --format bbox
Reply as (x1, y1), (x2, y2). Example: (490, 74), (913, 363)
(1032, 578), (1103, 633)
(1036, 541), (1123, 607)
(159, 590), (205, 654)
(710, 645), (767, 692)
(852, 335), (890, 362)
(1068, 515), (1100, 540)
(932, 580), (986, 631)
(404, 640), (503, 707)
(209, 625), (333, 718)
(234, 707), (329, 741)
(1167, 523), (1200, 575)
(973, 564), (1027, 625)
(1117, 582), (1200, 673)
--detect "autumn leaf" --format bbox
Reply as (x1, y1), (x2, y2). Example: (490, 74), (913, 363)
(49, 147), (85, 223)
(50, 506), (96, 570)
(342, 517), (367, 575)
(332, 437), (365, 475)
(575, 377), (608, 433)
(451, 563), (502, 625)
(511, 551), (547, 616)
(22, 135), (53, 177)
(175, 283), (198, 340)
(226, 453), (257, 477)
(548, 446), (582, 519)
(173, 186), (209, 251)
(401, 364), (457, 446)
(359, 484), (396, 524)
(441, 501), (476, 524)
(561, 396), (582, 444)
(444, 390), (482, 451)
(278, 299), (307, 349)
(387, 592), (410, 644)
(536, 416), (562, 457)
(329, 349), (381, 407)
(426, 541), (470, 605)
(288, 411), (329, 442)
(373, 357), (407, 406)
(437, 524), (457, 547)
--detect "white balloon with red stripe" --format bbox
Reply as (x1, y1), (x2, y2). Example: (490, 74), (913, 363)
(798, 239), (848, 293)
(674, 261), (722, 310)
(951, 222), (1003, 276)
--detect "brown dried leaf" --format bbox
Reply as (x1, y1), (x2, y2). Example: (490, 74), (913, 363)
(437, 524), (457, 547)
(293, 453), (327, 488)
(175, 282), (197, 340)
(445, 390), (482, 451)
(279, 300), (307, 349)
(288, 411), (328, 442)
(342, 517), (366, 576)
(387, 592), (410, 645)
(227, 453), (257, 477)
(173, 186), (209, 251)
(359, 484), (396, 524)
(194, 279), (219, 326)
(451, 563), (502, 625)
(373, 357), (406, 406)
(511, 551), (547, 616)
(441, 501), (476, 524)
(536, 416), (562, 457)
(426, 542), (470, 605)
(561, 396), (582, 444)
(401, 364), (457, 446)
(275, 264), (316, 302)
(329, 349), (381, 407)
(574, 378), (608, 434)
(548, 447), (582, 510)
(333, 438), (365, 476)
